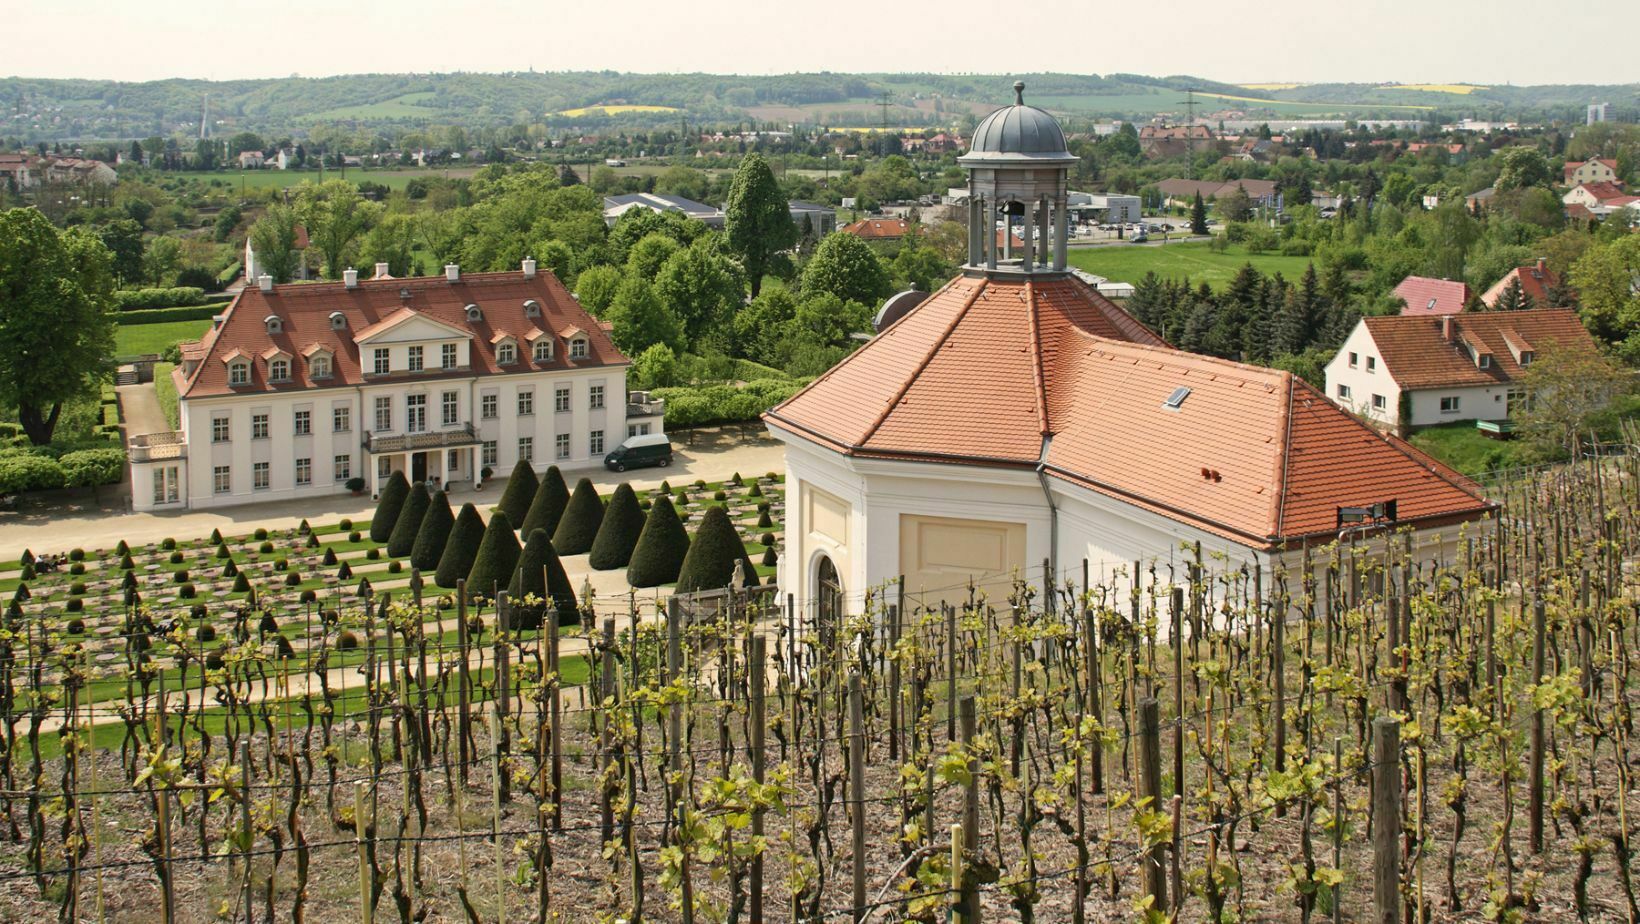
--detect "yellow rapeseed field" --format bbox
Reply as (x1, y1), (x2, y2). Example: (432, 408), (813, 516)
(1238, 83), (1304, 91)
(556, 104), (682, 117)
(1383, 84), (1489, 95)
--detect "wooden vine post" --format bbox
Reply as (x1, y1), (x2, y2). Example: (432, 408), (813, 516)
(749, 635), (767, 924)
(1529, 595), (1546, 855)
(849, 671), (866, 921)
(958, 694), (980, 924)
(1138, 697), (1167, 911)
(1372, 715), (1402, 924)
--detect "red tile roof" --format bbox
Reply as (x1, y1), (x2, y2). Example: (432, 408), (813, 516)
(766, 273), (1492, 548)
(1361, 308), (1598, 389)
(176, 269), (626, 399)
(841, 218), (910, 239)
(1393, 276), (1471, 316)
(1575, 181), (1629, 204)
(1479, 260), (1559, 307)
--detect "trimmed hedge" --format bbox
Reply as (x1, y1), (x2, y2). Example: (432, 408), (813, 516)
(496, 460), (538, 526)
(437, 504), (486, 588)
(465, 510), (521, 600)
(386, 481), (431, 557)
(652, 378), (804, 428)
(507, 529), (577, 629)
(675, 505), (758, 593)
(114, 287), (206, 311)
(520, 465), (570, 538)
(588, 483), (645, 570)
(369, 471), (410, 542)
(115, 302), (228, 326)
(411, 489), (454, 572)
(626, 495), (689, 588)
(551, 478), (604, 555)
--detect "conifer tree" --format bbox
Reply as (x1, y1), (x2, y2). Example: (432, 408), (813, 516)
(495, 460), (538, 526)
(508, 529), (577, 629)
(520, 465), (570, 537)
(626, 495), (690, 588)
(435, 503), (486, 589)
(465, 510), (521, 601)
(588, 483), (645, 570)
(410, 489), (454, 572)
(1494, 275), (1532, 312)
(551, 477), (604, 555)
(369, 471), (410, 542)
(386, 482), (430, 558)
(1190, 191), (1209, 235)
(675, 505), (759, 593)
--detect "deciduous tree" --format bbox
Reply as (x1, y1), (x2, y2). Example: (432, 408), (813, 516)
(725, 153), (796, 298)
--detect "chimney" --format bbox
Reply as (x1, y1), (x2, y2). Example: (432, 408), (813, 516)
(343, 267), (358, 289)
(444, 263), (460, 283)
(1535, 257), (1547, 278)
(258, 274), (274, 293)
(373, 262), (390, 279)
(1441, 315), (1455, 343)
(522, 257), (537, 278)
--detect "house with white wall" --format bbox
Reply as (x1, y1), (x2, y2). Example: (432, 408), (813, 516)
(764, 83), (1495, 622)
(130, 260), (661, 511)
(1323, 309), (1600, 431)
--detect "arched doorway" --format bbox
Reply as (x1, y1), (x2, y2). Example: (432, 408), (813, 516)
(815, 554), (844, 638)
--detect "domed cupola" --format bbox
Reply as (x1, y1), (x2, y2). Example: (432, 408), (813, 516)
(958, 81), (1076, 275)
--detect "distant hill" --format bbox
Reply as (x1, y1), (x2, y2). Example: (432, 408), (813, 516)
(2, 71), (1634, 143)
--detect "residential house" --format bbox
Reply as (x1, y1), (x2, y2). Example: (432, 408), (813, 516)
(922, 132), (963, 154)
(841, 218), (910, 241)
(1563, 181), (1629, 210)
(0, 153), (35, 189)
(1480, 258), (1559, 308)
(131, 260), (660, 511)
(1563, 158), (1619, 188)
(244, 226), (314, 282)
(1323, 308), (1599, 430)
(1463, 187), (1496, 211)
(238, 151), (265, 169)
(1138, 124), (1213, 159)
(1392, 276), (1472, 316)
(43, 157), (116, 185)
(1156, 178), (1280, 210)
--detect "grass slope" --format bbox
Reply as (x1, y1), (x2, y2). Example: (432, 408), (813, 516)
(115, 318), (211, 356)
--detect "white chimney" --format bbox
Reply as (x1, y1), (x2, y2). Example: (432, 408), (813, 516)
(258, 274), (274, 293)
(522, 257), (537, 278)
(343, 267), (358, 289)
(444, 263), (460, 283)
(373, 262), (390, 279)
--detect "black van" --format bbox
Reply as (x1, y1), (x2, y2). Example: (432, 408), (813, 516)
(604, 433), (673, 472)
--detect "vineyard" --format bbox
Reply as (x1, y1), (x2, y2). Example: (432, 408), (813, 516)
(0, 446), (1636, 923)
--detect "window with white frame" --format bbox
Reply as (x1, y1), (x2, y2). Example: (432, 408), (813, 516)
(518, 389), (534, 415)
(251, 413), (269, 440)
(295, 458), (312, 485)
(333, 405), (351, 432)
(447, 449), (460, 473)
(518, 437), (534, 463)
(253, 462), (270, 490)
(373, 348), (390, 375)
(229, 361), (249, 386)
(481, 393), (498, 419)
(311, 355), (332, 379)
(269, 358), (291, 382)
(1439, 396), (1461, 413)
(407, 345), (424, 372)
(569, 337), (588, 360)
(1337, 384), (1351, 400)
(213, 465), (231, 494)
(442, 391), (459, 426)
(442, 343), (458, 369)
(406, 394), (427, 433)
(1366, 356), (1377, 372)
(589, 384), (604, 410)
(533, 340), (552, 363)
(152, 466), (179, 505)
(628, 423), (651, 438)
(482, 441), (498, 467)
(589, 429), (604, 455)
(378, 456), (393, 479)
(213, 414), (232, 443)
(374, 396), (392, 432)
(496, 342), (517, 365)
(334, 455), (351, 482)
(1372, 394), (1387, 411)
(1348, 352), (1358, 368)
(554, 384), (570, 412)
(555, 433), (570, 459)
(293, 409), (311, 436)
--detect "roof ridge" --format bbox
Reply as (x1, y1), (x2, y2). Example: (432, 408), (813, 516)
(855, 278), (990, 448)
(1025, 278), (1050, 436)
(1272, 370), (1296, 539)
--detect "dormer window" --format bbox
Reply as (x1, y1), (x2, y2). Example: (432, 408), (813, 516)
(465, 303), (483, 322)
(228, 361), (250, 386)
(1478, 354), (1491, 369)
(264, 315), (284, 335)
(1520, 351), (1534, 366)
(329, 311), (347, 330)
(569, 337), (588, 360)
(311, 355), (332, 379)
(496, 341), (517, 365)
(533, 339), (553, 362)
(268, 358), (291, 382)
(523, 299), (542, 318)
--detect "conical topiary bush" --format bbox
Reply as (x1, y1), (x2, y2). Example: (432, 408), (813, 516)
(626, 495), (689, 588)
(507, 529), (577, 629)
(496, 460), (538, 527)
(435, 503), (485, 589)
(588, 483), (645, 570)
(675, 505), (758, 593)
(369, 471), (411, 542)
(411, 489), (454, 572)
(520, 465), (570, 538)
(386, 482), (431, 558)
(552, 478), (604, 555)
(465, 510), (521, 601)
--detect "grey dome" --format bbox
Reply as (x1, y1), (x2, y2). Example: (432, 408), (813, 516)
(960, 82), (1076, 164)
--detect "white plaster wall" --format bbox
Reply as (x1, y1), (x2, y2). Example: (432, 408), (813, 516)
(1324, 323), (1399, 427)
(1406, 384), (1511, 427)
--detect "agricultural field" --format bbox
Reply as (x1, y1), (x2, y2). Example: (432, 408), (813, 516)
(0, 445), (1632, 922)
(556, 104), (681, 117)
(1068, 240), (1316, 288)
(1381, 84), (1489, 95)
(307, 92), (442, 121)
(171, 166), (482, 192)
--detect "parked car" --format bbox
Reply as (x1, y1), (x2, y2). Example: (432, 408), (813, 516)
(604, 432), (673, 472)
(1131, 232), (1149, 243)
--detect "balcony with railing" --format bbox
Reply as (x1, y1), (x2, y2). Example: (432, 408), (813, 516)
(364, 422), (480, 454)
(128, 431), (186, 462)
(627, 390), (666, 419)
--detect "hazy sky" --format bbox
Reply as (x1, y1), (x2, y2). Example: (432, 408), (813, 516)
(8, 0), (1635, 85)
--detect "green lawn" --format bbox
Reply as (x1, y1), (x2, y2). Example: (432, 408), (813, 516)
(114, 318), (211, 356)
(1067, 241), (1316, 289)
(154, 361), (180, 429)
(1408, 422), (1523, 479)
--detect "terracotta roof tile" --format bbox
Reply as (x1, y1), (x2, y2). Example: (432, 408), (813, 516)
(1362, 308), (1597, 389)
(1479, 261), (1560, 306)
(1393, 276), (1471, 316)
(179, 270), (624, 399)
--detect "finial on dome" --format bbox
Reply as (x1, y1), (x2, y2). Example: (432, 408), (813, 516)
(1013, 80), (1025, 105)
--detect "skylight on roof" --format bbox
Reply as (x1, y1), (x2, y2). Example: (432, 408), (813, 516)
(1163, 386), (1191, 410)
